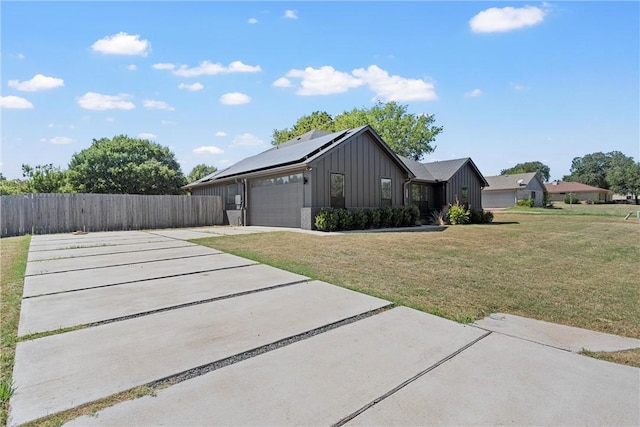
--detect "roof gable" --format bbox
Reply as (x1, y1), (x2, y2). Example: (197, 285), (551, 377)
(401, 157), (488, 186)
(484, 172), (541, 191)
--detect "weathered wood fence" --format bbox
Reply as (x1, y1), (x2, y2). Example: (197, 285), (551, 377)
(1, 193), (223, 237)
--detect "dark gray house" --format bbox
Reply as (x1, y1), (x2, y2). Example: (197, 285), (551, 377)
(186, 125), (487, 229)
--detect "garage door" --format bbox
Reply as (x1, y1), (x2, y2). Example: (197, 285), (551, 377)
(248, 174), (303, 227)
(483, 190), (516, 208)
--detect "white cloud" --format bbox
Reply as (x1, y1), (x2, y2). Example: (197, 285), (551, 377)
(272, 77), (293, 88)
(248, 18), (258, 24)
(8, 74), (64, 91)
(193, 145), (224, 155)
(170, 60), (262, 77)
(464, 88), (482, 98)
(91, 32), (150, 56)
(49, 136), (74, 145)
(286, 66), (364, 95)
(126, 64), (137, 71)
(284, 9), (298, 19)
(352, 65), (437, 102)
(278, 64), (437, 101)
(106, 117), (115, 123)
(220, 92), (251, 105)
(0, 95), (34, 109)
(178, 82), (204, 91)
(231, 133), (264, 147)
(143, 99), (175, 111)
(509, 81), (529, 92)
(215, 131), (227, 137)
(17, 53), (25, 60)
(77, 92), (135, 110)
(153, 63), (176, 70)
(138, 133), (157, 140)
(48, 123), (55, 128)
(470, 5), (547, 33)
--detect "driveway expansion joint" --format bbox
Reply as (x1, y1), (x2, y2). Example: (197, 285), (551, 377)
(22, 262), (259, 299)
(24, 252), (222, 276)
(333, 330), (493, 427)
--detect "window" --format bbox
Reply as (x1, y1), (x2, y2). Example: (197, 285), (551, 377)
(461, 186), (469, 203)
(226, 183), (241, 210)
(530, 191), (536, 200)
(330, 173), (345, 209)
(381, 178), (392, 206)
(412, 184), (429, 218)
(250, 173), (303, 188)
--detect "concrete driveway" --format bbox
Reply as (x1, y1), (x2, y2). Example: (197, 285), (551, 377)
(9, 227), (640, 426)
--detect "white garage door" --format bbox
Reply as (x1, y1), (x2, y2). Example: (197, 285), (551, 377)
(248, 174), (303, 227)
(483, 190), (516, 208)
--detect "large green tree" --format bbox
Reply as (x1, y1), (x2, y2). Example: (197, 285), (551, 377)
(67, 135), (186, 195)
(605, 154), (640, 203)
(188, 164), (218, 183)
(562, 151), (635, 191)
(272, 102), (443, 161)
(22, 163), (71, 193)
(500, 161), (551, 182)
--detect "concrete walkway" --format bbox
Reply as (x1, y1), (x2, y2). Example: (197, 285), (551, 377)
(9, 228), (640, 426)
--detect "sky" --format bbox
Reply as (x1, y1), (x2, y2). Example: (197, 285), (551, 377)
(1, 1), (638, 182)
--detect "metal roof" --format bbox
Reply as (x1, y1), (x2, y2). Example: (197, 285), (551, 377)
(483, 172), (539, 191)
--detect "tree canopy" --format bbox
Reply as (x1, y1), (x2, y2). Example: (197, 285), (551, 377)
(22, 163), (71, 193)
(67, 135), (187, 195)
(187, 164), (218, 183)
(272, 102), (443, 161)
(500, 161), (551, 182)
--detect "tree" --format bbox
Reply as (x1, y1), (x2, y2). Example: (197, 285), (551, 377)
(272, 102), (443, 161)
(67, 135), (187, 195)
(606, 154), (640, 204)
(500, 161), (551, 182)
(188, 164), (218, 183)
(0, 178), (28, 195)
(22, 163), (71, 193)
(563, 152), (611, 189)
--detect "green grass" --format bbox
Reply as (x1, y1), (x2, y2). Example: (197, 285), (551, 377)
(506, 202), (640, 217)
(0, 235), (30, 426)
(194, 212), (640, 366)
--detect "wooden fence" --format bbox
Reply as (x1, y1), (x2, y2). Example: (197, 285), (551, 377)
(1, 193), (224, 237)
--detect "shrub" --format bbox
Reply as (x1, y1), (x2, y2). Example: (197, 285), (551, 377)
(367, 208), (381, 229)
(448, 202), (470, 225)
(516, 199), (534, 207)
(351, 209), (367, 230)
(314, 208), (338, 232)
(406, 205), (420, 226)
(380, 205), (395, 228)
(564, 194), (581, 204)
(336, 209), (352, 230)
(468, 209), (484, 224)
(483, 211), (494, 223)
(429, 209), (447, 226)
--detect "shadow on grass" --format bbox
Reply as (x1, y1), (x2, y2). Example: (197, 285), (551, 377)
(487, 221), (520, 225)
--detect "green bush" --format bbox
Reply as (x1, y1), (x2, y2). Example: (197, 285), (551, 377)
(516, 199), (534, 207)
(336, 209), (352, 230)
(483, 211), (494, 223)
(406, 205), (420, 226)
(448, 203), (470, 225)
(314, 208), (338, 231)
(380, 205), (395, 228)
(564, 194), (581, 204)
(367, 208), (381, 229)
(352, 209), (367, 229)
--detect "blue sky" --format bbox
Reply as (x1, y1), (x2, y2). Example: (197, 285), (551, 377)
(2, 1), (638, 181)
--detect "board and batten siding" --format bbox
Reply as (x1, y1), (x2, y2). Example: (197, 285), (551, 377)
(446, 162), (484, 210)
(308, 132), (407, 209)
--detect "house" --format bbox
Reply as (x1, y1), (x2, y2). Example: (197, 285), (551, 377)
(186, 125), (487, 229)
(482, 172), (546, 208)
(545, 181), (613, 203)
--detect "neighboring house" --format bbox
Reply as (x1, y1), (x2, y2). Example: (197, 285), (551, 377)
(185, 125), (487, 229)
(545, 181), (613, 203)
(482, 173), (546, 208)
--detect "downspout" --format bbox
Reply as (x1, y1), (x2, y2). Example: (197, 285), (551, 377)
(242, 179), (248, 226)
(403, 179), (411, 207)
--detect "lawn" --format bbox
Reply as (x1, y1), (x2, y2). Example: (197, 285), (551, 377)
(506, 202), (639, 217)
(195, 212), (639, 365)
